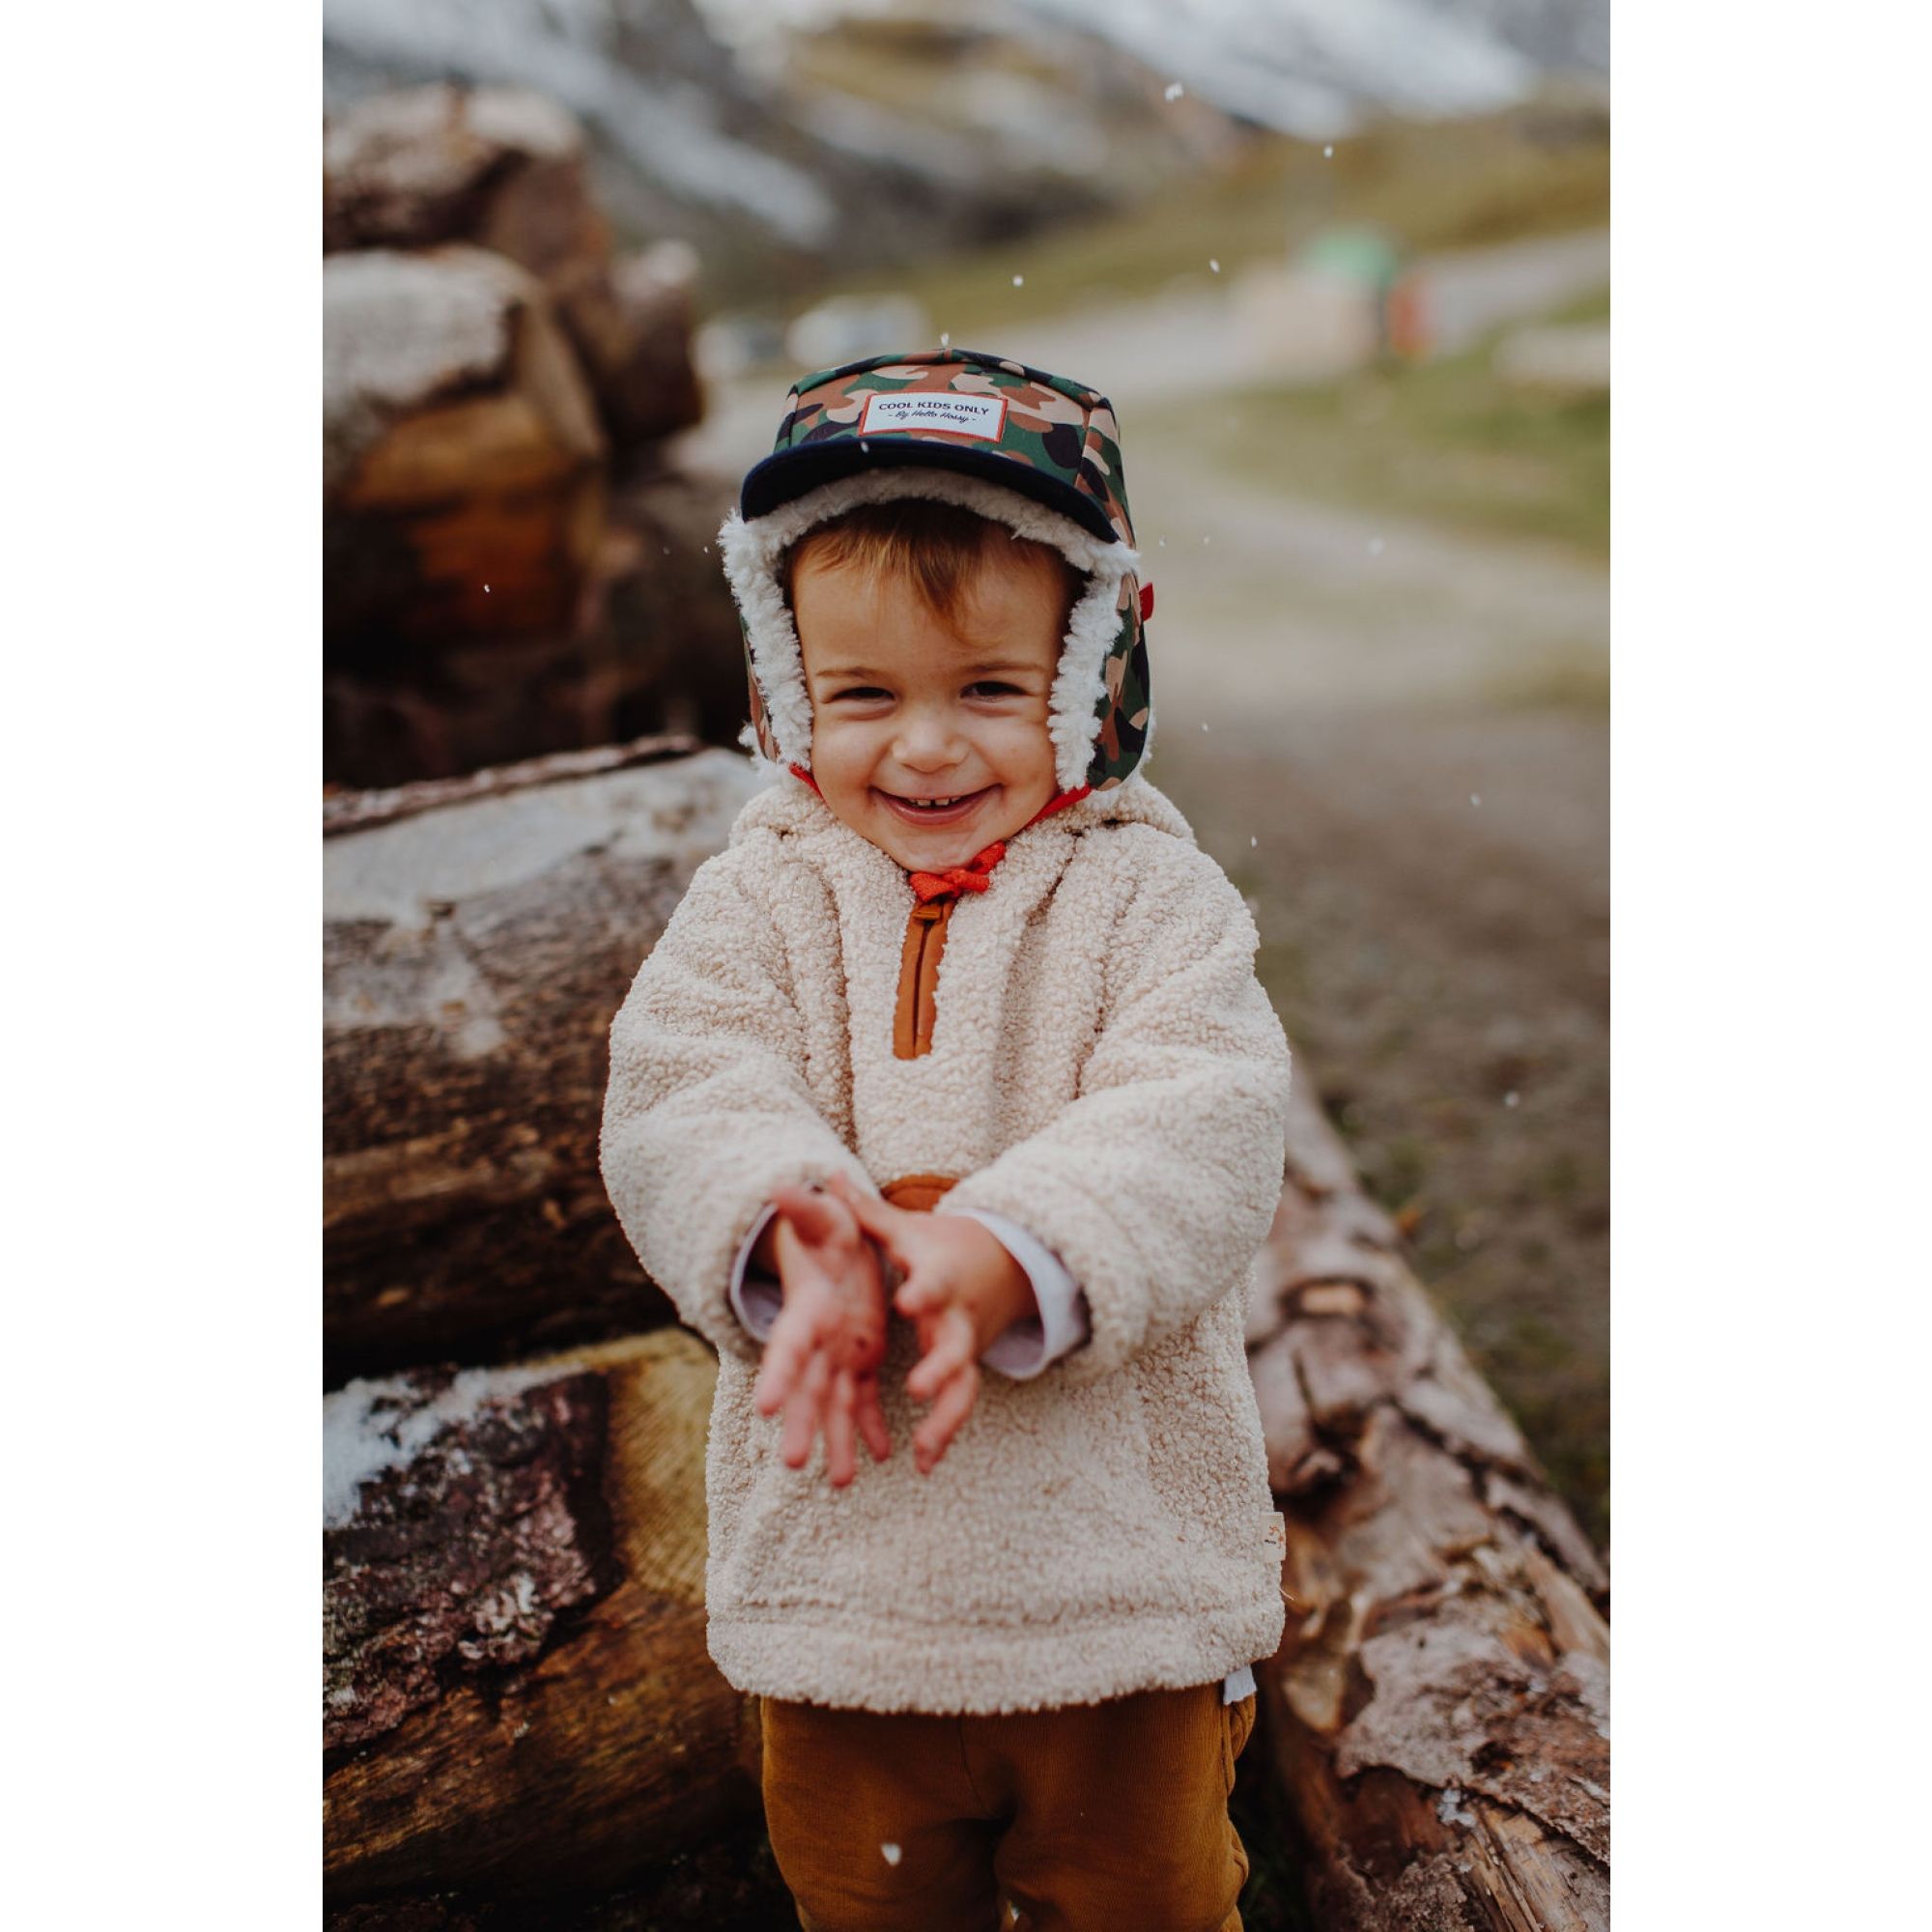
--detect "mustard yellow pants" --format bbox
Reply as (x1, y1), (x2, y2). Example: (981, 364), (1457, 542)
(757, 1681), (1260, 1932)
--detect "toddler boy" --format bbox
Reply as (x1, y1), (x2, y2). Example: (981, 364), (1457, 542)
(601, 349), (1292, 1932)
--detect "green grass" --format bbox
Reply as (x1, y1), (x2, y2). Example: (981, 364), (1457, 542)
(730, 104), (1608, 342)
(725, 104), (1609, 560)
(1140, 284), (1609, 559)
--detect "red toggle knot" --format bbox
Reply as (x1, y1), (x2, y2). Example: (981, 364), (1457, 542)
(909, 842), (1007, 904)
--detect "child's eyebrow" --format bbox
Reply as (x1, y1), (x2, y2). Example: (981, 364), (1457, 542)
(815, 659), (1041, 680)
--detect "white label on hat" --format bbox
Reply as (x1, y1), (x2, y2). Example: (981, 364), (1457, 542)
(859, 391), (1009, 440)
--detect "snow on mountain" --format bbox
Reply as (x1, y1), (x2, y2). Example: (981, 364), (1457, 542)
(325, 0), (838, 243)
(325, 0), (1609, 257)
(1014, 0), (1605, 138)
(699, 0), (1607, 140)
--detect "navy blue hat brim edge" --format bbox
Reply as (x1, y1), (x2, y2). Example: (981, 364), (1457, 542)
(740, 438), (1124, 549)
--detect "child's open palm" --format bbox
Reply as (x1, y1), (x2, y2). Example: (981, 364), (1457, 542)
(753, 1184), (893, 1487)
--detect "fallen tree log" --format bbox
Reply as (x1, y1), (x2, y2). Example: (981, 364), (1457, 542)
(1247, 1077), (1609, 1930)
(324, 736), (1608, 1923)
(325, 83), (704, 449)
(322, 457), (748, 791)
(324, 1328), (761, 1907)
(324, 243), (609, 644)
(324, 742), (767, 1384)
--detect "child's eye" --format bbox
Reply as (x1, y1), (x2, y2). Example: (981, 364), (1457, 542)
(830, 687), (890, 701)
(966, 681), (1022, 697)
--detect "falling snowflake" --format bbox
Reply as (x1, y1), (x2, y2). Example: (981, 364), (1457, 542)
(1012, 274), (1025, 288)
(483, 583), (491, 592)
(1323, 144), (1335, 158)
(940, 331), (951, 348)
(1504, 1091), (1520, 1109)
(881, 1843), (902, 1866)
(1470, 793), (1481, 807)
(1164, 82), (1185, 102)
(1201, 723), (1211, 732)
(1368, 537), (1385, 555)
(1209, 259), (1220, 273)
(1250, 836), (1258, 847)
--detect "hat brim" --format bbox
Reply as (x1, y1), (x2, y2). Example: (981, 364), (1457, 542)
(741, 437), (1121, 547)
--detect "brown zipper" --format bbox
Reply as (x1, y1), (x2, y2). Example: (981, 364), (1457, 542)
(893, 898), (953, 1059)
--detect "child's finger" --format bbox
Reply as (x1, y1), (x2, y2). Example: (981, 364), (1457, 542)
(824, 1174), (903, 1249)
(894, 1273), (943, 1318)
(753, 1308), (812, 1416)
(907, 1305), (977, 1402)
(769, 1184), (850, 1251)
(913, 1362), (980, 1474)
(823, 1366), (858, 1488)
(781, 1350), (831, 1468)
(853, 1375), (892, 1463)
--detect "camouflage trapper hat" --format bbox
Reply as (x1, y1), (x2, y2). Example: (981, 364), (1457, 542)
(716, 348), (1154, 793)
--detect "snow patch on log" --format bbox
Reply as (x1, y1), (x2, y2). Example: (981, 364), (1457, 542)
(324, 246), (528, 491)
(325, 748), (757, 927)
(324, 1360), (561, 1527)
(324, 1359), (616, 1753)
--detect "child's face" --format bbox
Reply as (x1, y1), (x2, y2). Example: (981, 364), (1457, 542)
(792, 543), (1066, 871)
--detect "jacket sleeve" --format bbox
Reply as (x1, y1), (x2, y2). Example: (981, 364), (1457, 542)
(599, 849), (879, 1365)
(939, 1208), (1093, 1379)
(939, 841), (1291, 1385)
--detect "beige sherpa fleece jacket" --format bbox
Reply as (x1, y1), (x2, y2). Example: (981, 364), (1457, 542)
(600, 764), (1293, 1716)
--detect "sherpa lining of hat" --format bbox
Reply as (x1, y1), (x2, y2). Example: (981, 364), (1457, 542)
(717, 465), (1142, 795)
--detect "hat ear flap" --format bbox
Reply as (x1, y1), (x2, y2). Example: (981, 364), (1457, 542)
(1084, 574), (1152, 789)
(741, 619), (789, 767)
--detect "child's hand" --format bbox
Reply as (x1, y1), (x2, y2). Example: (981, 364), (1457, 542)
(821, 1175), (1038, 1476)
(753, 1184), (893, 1487)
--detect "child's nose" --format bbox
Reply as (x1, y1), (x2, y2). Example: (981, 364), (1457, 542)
(892, 710), (966, 769)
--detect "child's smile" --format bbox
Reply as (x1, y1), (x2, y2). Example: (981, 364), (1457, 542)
(790, 539), (1072, 871)
(873, 783), (997, 827)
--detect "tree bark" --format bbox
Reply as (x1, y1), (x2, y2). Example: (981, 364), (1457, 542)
(322, 454), (748, 792)
(551, 242), (705, 448)
(1246, 1076), (1609, 1929)
(323, 742), (768, 1385)
(324, 1329), (761, 1907)
(325, 242), (609, 645)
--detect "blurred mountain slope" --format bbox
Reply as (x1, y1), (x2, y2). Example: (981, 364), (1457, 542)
(326, 0), (1605, 307)
(324, 0), (1244, 301)
(704, 0), (1608, 138)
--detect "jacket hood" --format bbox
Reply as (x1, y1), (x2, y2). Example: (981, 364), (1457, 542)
(716, 349), (1156, 794)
